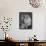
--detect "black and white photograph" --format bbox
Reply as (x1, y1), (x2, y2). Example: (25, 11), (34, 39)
(19, 12), (32, 29)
